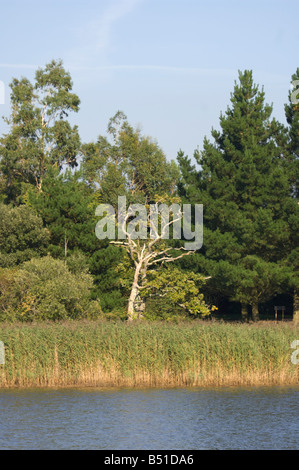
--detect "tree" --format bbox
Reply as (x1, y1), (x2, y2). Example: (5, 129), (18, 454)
(284, 68), (299, 321)
(178, 70), (299, 320)
(285, 67), (299, 198)
(28, 166), (128, 314)
(108, 196), (197, 320)
(0, 255), (101, 322)
(231, 256), (291, 321)
(81, 111), (180, 205)
(143, 266), (212, 320)
(88, 112), (206, 320)
(0, 59), (80, 202)
(28, 167), (97, 259)
(0, 203), (49, 267)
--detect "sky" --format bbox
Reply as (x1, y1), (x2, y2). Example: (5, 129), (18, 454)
(0, 0), (298, 163)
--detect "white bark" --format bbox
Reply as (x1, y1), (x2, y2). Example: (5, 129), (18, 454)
(127, 260), (143, 321)
(111, 203), (195, 320)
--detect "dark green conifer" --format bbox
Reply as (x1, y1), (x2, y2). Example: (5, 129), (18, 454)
(179, 70), (298, 320)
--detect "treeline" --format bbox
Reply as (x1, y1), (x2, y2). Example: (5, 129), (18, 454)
(0, 60), (298, 322)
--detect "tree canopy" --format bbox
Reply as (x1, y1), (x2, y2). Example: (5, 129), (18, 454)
(0, 60), (80, 203)
(178, 70), (298, 320)
(0, 62), (298, 322)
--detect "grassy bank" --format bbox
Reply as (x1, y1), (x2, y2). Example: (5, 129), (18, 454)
(0, 320), (298, 388)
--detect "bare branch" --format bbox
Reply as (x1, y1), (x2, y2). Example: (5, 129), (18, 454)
(147, 250), (193, 266)
(148, 203), (183, 249)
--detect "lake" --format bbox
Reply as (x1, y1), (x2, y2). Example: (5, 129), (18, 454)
(0, 386), (298, 450)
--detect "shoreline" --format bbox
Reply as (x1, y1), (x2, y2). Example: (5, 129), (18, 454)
(0, 381), (299, 393)
(1, 375), (298, 390)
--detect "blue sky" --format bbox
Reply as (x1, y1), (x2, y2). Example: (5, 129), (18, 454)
(0, 0), (298, 162)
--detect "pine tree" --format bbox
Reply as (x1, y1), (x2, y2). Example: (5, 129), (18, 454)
(28, 167), (127, 313)
(285, 67), (299, 198)
(178, 70), (298, 320)
(284, 68), (299, 322)
(28, 168), (96, 258)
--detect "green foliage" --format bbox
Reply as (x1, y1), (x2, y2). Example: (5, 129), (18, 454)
(0, 63), (298, 323)
(0, 59), (80, 202)
(0, 203), (49, 267)
(0, 256), (101, 322)
(89, 244), (128, 312)
(28, 167), (129, 312)
(1, 320), (297, 387)
(81, 111), (180, 204)
(143, 266), (212, 320)
(28, 167), (98, 258)
(178, 70), (299, 314)
(285, 67), (299, 198)
(230, 256), (292, 305)
(66, 250), (91, 275)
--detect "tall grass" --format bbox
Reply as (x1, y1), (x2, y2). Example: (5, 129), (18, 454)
(0, 320), (298, 388)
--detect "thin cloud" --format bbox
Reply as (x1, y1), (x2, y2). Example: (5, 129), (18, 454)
(67, 0), (143, 67)
(0, 63), (288, 87)
(0, 1), (143, 72)
(64, 64), (239, 79)
(0, 61), (235, 76)
(68, 64), (234, 73)
(93, 0), (142, 52)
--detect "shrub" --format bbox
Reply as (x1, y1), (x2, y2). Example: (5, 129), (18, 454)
(0, 203), (49, 267)
(0, 255), (102, 322)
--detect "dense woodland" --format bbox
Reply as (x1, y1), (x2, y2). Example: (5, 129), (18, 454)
(0, 60), (298, 322)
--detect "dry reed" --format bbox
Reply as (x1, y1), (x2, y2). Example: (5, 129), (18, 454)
(0, 319), (298, 388)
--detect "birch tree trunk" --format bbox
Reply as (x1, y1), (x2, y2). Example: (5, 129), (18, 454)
(112, 201), (194, 321)
(127, 261), (142, 321)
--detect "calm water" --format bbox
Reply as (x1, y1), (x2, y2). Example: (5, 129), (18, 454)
(0, 386), (298, 450)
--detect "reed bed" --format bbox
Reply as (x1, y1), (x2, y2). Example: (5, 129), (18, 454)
(0, 319), (298, 388)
